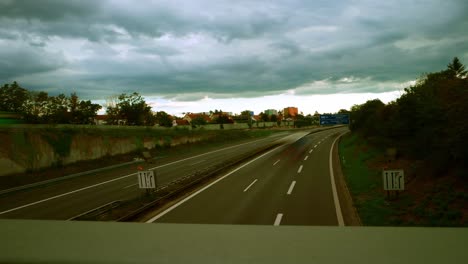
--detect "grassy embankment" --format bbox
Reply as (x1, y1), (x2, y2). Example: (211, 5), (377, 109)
(339, 132), (467, 226)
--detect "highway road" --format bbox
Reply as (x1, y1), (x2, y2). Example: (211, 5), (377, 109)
(0, 128), (331, 220)
(147, 126), (349, 226)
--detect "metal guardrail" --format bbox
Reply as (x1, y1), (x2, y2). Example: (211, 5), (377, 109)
(68, 200), (123, 221)
(0, 160), (143, 196)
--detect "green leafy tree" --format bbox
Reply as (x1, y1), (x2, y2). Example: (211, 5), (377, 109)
(48, 94), (69, 123)
(22, 91), (50, 123)
(155, 111), (173, 127)
(104, 95), (120, 125)
(0, 81), (29, 112)
(106, 93), (152, 126)
(75, 100), (102, 124)
(117, 93), (152, 126)
(260, 112), (269, 122)
(214, 112), (230, 129)
(349, 57), (468, 174)
(191, 116), (207, 127)
(144, 112), (157, 126)
(349, 99), (385, 135)
(270, 114), (277, 122)
(69, 92), (80, 123)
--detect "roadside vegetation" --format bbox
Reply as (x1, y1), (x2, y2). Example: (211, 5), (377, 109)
(339, 57), (467, 226)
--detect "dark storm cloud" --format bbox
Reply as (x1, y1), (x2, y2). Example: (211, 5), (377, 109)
(1, 0), (468, 100)
(0, 40), (66, 79)
(0, 0), (98, 21)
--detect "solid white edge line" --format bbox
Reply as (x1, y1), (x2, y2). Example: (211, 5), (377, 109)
(0, 171), (138, 216)
(329, 131), (347, 227)
(0, 136), (280, 216)
(287, 181), (296, 195)
(304, 156), (308, 161)
(274, 213), (283, 226)
(297, 165), (303, 173)
(273, 159), (280, 166)
(243, 179), (258, 192)
(146, 145), (283, 223)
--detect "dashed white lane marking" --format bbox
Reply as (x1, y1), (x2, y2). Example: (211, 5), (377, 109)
(146, 145), (283, 223)
(274, 213), (283, 226)
(314, 144), (318, 148)
(309, 149), (313, 154)
(0, 136), (281, 216)
(304, 155), (309, 161)
(190, 160), (206, 166)
(273, 159), (280, 166)
(287, 181), (296, 195)
(243, 179), (258, 192)
(297, 165), (303, 173)
(123, 183), (138, 189)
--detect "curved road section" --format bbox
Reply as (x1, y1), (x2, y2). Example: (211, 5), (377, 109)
(0, 128), (344, 221)
(146, 127), (349, 226)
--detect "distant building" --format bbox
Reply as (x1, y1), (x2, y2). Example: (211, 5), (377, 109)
(209, 111), (232, 120)
(183, 113), (211, 123)
(210, 113), (235, 123)
(264, 109), (278, 116)
(173, 119), (190, 126)
(94, 115), (108, 125)
(283, 107), (298, 118)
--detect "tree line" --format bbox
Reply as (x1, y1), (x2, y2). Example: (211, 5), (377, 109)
(0, 83), (178, 126)
(0, 82), (101, 124)
(349, 57), (467, 174)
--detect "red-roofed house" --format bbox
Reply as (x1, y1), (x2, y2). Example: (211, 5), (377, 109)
(183, 113), (212, 123)
(94, 115), (108, 125)
(173, 119), (190, 126)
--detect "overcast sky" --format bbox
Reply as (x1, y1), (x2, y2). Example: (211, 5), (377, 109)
(1, 0), (467, 115)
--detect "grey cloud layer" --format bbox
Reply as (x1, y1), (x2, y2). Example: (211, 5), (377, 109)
(1, 0), (467, 100)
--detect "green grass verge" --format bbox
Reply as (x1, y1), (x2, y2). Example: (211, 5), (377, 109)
(339, 132), (467, 227)
(339, 133), (396, 226)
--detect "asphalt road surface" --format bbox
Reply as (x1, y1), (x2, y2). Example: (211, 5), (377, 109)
(147, 127), (349, 226)
(0, 128), (336, 220)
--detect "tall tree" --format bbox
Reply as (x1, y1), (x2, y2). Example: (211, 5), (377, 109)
(105, 95), (121, 125)
(69, 92), (80, 123)
(447, 57), (467, 78)
(0, 81), (28, 112)
(106, 92), (153, 126)
(191, 116), (207, 127)
(214, 112), (230, 129)
(270, 114), (278, 122)
(22, 91), (49, 123)
(76, 100), (102, 124)
(47, 94), (69, 123)
(260, 112), (269, 122)
(155, 111), (173, 127)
